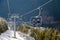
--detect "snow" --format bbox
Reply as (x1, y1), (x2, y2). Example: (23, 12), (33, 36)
(0, 20), (35, 40)
(0, 30), (24, 40)
(0, 30), (35, 40)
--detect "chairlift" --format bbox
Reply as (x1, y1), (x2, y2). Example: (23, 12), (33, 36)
(19, 0), (52, 27)
(31, 15), (42, 27)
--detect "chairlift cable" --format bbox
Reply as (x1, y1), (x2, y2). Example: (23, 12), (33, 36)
(7, 0), (11, 21)
(21, 0), (52, 17)
(7, 0), (11, 14)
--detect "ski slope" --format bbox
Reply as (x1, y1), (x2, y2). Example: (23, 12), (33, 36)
(0, 30), (35, 40)
(0, 30), (25, 40)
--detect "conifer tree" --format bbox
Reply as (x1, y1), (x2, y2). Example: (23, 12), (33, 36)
(43, 27), (51, 40)
(51, 28), (57, 40)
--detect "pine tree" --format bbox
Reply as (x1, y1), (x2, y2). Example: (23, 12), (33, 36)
(43, 27), (51, 40)
(0, 18), (8, 34)
(51, 28), (57, 40)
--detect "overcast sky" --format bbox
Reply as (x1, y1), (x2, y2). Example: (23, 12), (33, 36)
(0, 0), (60, 21)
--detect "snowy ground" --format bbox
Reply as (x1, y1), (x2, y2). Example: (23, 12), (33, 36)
(0, 30), (25, 40)
(0, 30), (35, 40)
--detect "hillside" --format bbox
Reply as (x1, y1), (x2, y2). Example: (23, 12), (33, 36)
(17, 24), (60, 40)
(0, 18), (35, 40)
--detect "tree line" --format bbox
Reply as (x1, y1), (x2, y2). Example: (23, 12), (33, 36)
(17, 24), (60, 40)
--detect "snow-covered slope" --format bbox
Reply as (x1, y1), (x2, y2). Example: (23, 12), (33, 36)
(0, 30), (35, 40)
(0, 30), (24, 40)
